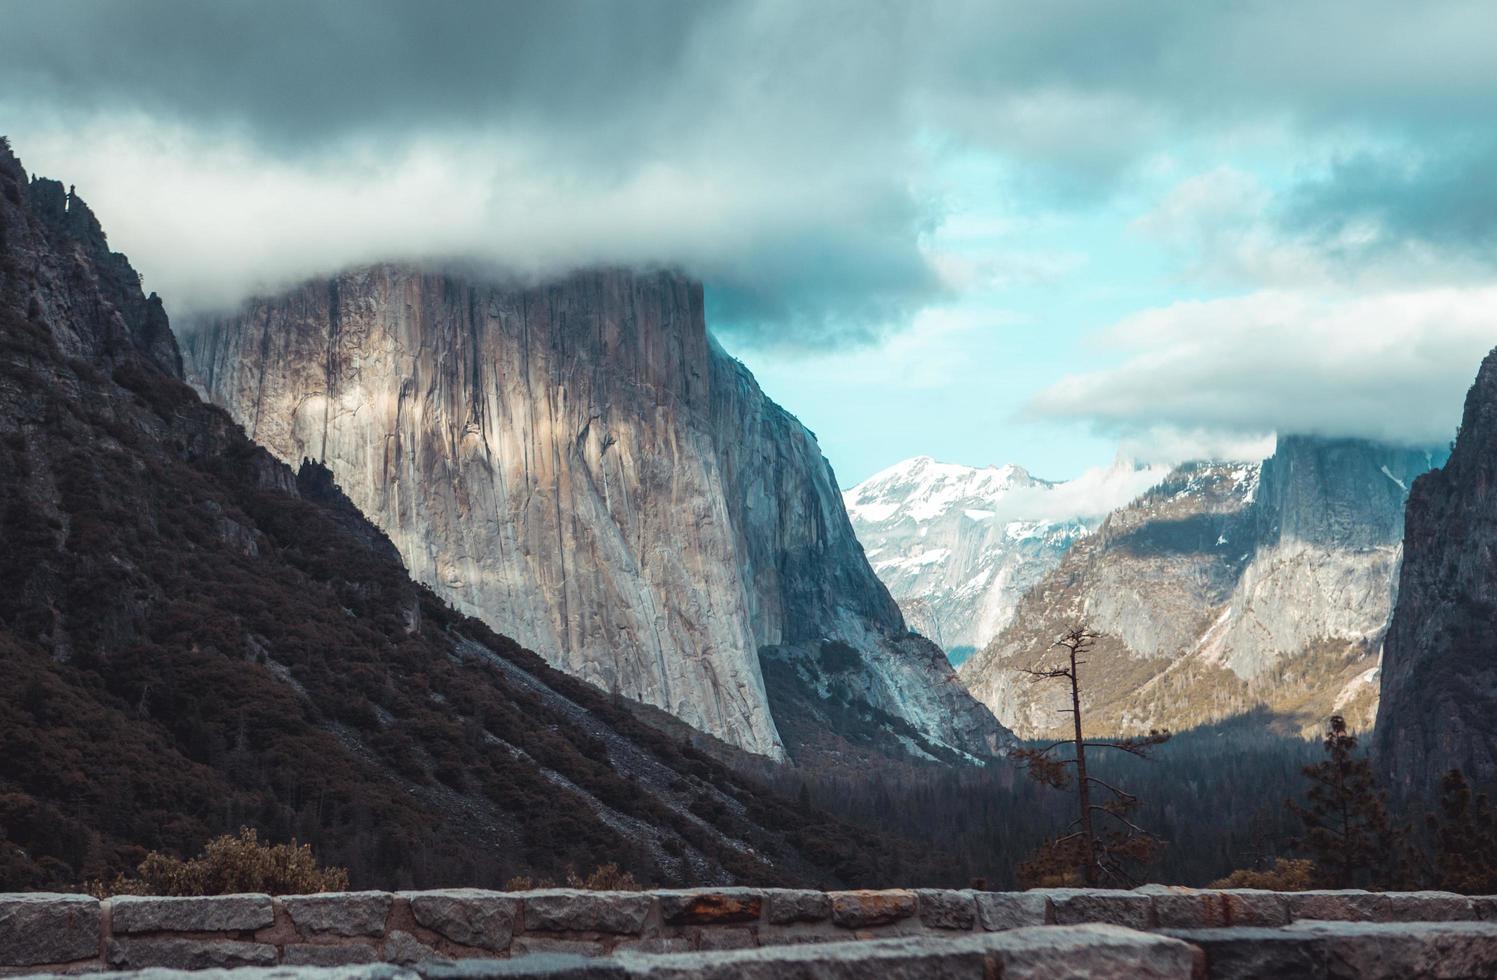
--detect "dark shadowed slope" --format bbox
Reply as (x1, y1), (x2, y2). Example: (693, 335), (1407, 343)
(0, 139), (907, 891)
(1377, 346), (1497, 793)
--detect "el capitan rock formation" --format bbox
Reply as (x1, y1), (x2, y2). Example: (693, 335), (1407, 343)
(180, 266), (1009, 762)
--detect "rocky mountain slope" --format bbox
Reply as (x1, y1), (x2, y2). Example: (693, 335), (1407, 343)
(1376, 347), (1497, 793)
(959, 437), (1439, 739)
(0, 141), (925, 891)
(844, 456), (1167, 662)
(179, 268), (1009, 764)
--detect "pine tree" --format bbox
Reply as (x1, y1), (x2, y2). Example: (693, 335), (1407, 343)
(1012, 626), (1170, 887)
(1428, 768), (1497, 894)
(1290, 715), (1407, 888)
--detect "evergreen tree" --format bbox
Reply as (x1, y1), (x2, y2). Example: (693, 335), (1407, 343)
(1428, 768), (1497, 894)
(1012, 626), (1170, 887)
(1290, 715), (1408, 888)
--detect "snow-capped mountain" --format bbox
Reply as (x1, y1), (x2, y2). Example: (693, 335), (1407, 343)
(844, 456), (1171, 661)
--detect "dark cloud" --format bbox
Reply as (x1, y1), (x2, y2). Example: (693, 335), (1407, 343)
(1287, 142), (1497, 259)
(5, 0), (1497, 345)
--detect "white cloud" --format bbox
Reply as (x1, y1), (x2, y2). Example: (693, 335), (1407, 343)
(1030, 288), (1497, 447)
(1000, 459), (1177, 524)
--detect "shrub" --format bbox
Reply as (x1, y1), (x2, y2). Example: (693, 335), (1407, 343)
(503, 862), (641, 891)
(1210, 858), (1316, 890)
(91, 827), (348, 896)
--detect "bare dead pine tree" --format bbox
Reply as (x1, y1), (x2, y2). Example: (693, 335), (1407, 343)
(1012, 626), (1170, 887)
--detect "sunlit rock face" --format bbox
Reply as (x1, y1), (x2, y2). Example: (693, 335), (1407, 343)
(1377, 347), (1497, 793)
(180, 266), (1008, 761)
(959, 437), (1439, 739)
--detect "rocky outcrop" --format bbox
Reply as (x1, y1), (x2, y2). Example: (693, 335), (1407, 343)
(180, 267), (1008, 761)
(960, 437), (1439, 738)
(1376, 347), (1497, 792)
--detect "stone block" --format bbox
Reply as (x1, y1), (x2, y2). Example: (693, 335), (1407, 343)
(1043, 888), (1155, 929)
(386, 929), (443, 965)
(762, 890), (831, 925)
(1151, 889), (1289, 928)
(110, 894), (274, 934)
(521, 891), (652, 935)
(827, 889), (917, 928)
(511, 937), (607, 958)
(424, 956), (628, 978)
(612, 934), (991, 979)
(973, 891), (1051, 931)
(915, 889), (976, 930)
(656, 889), (762, 925)
(406, 890), (520, 951)
(985, 924), (1201, 980)
(283, 892), (393, 936)
(282, 942), (382, 965)
(1287, 920), (1497, 979)
(1286, 889), (1391, 922)
(1382, 889), (1475, 921)
(693, 927), (756, 950)
(612, 936), (695, 954)
(1164, 926), (1328, 980)
(106, 936), (277, 969)
(0, 893), (101, 967)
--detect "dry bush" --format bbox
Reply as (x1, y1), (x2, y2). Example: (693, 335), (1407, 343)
(90, 827), (348, 897)
(504, 862), (641, 892)
(1209, 857), (1316, 890)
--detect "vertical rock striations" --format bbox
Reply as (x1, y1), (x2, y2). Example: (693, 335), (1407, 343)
(181, 267), (1009, 761)
(1376, 347), (1497, 792)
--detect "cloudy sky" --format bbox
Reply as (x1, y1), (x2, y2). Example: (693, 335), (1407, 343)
(3, 1), (1495, 484)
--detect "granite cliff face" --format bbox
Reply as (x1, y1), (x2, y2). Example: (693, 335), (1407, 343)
(1376, 348), (1497, 792)
(181, 267), (1009, 762)
(960, 437), (1438, 739)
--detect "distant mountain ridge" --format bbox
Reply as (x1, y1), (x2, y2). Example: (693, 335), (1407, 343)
(959, 437), (1440, 738)
(844, 455), (1169, 661)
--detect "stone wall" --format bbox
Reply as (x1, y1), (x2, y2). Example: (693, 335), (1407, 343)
(3, 887), (1496, 976)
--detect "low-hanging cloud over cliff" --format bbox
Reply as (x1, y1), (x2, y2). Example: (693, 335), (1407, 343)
(1028, 288), (1497, 449)
(5, 0), (1497, 354)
